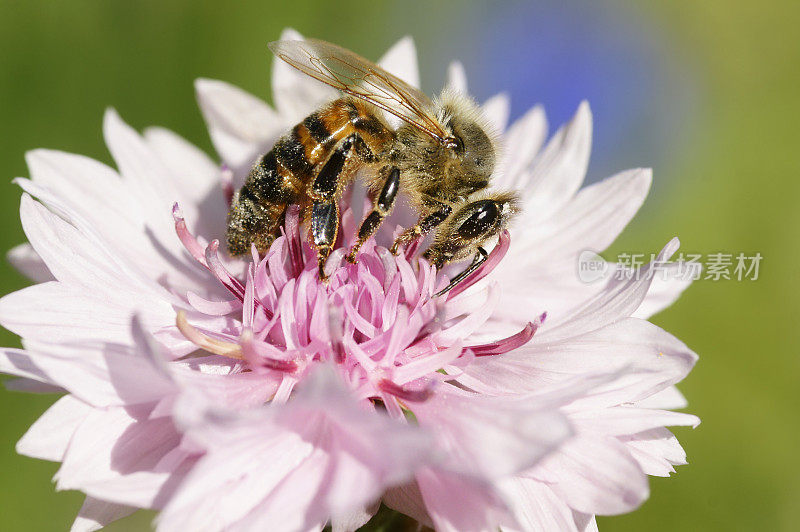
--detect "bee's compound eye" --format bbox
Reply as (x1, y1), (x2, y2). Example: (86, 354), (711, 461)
(457, 200), (499, 239)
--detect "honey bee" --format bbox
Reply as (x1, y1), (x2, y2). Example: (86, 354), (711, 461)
(226, 38), (518, 294)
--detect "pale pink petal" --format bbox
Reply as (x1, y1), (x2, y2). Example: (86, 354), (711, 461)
(17, 394), (92, 462)
(377, 36), (419, 88)
(143, 127), (227, 239)
(481, 93), (511, 133)
(463, 317), (696, 401)
(541, 238), (681, 340)
(635, 265), (694, 318)
(570, 407), (699, 435)
(71, 497), (136, 532)
(17, 193), (136, 291)
(410, 387), (572, 479)
(511, 168), (652, 261)
(163, 368), (432, 531)
(20, 155), (212, 297)
(634, 385), (688, 409)
(7, 243), (52, 283)
(382, 482), (434, 529)
(158, 423), (316, 531)
(3, 377), (64, 393)
(56, 406), (191, 508)
(0, 282), (175, 350)
(445, 61), (468, 94)
(0, 347), (53, 383)
(331, 501), (379, 532)
(494, 104), (548, 191)
(18, 340), (177, 407)
(531, 435), (649, 515)
(417, 468), (516, 532)
(621, 427), (689, 477)
(574, 512), (599, 532)
(489, 169), (653, 326)
(103, 110), (194, 263)
(194, 78), (282, 177)
(523, 101), (592, 221)
(271, 28), (338, 124)
(500, 478), (578, 532)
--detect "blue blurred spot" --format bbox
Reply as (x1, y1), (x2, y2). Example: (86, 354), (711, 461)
(450, 1), (696, 184)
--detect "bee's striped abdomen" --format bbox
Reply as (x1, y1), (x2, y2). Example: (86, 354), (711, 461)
(226, 98), (395, 257)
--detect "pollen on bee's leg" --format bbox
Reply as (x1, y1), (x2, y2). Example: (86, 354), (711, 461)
(317, 246), (332, 282)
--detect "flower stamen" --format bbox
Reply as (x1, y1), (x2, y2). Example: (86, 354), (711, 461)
(175, 310), (243, 359)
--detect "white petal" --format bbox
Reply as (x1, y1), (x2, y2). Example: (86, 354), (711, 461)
(481, 93), (511, 133)
(17, 394), (92, 461)
(163, 367), (432, 531)
(411, 387), (572, 479)
(511, 168), (652, 261)
(634, 385), (687, 409)
(532, 435), (649, 515)
(383, 482), (434, 529)
(445, 61), (468, 94)
(195, 78), (282, 175)
(523, 101), (592, 221)
(20, 340), (177, 407)
(56, 407), (188, 508)
(500, 478), (577, 532)
(0, 282), (175, 351)
(570, 406), (700, 436)
(271, 28), (338, 124)
(463, 317), (696, 402)
(541, 238), (680, 340)
(7, 243), (52, 283)
(0, 348), (52, 383)
(416, 468), (516, 532)
(331, 501), (379, 532)
(634, 263), (693, 318)
(494, 104), (547, 191)
(71, 497), (136, 532)
(378, 36), (419, 88)
(621, 427), (688, 476)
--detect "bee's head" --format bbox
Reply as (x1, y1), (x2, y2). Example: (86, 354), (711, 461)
(423, 192), (518, 268)
(437, 90), (500, 195)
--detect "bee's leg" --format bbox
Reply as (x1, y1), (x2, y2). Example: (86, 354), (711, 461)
(311, 200), (339, 281)
(346, 166), (400, 263)
(309, 134), (359, 281)
(389, 203), (452, 255)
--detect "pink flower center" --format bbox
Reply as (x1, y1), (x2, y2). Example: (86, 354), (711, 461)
(171, 202), (540, 418)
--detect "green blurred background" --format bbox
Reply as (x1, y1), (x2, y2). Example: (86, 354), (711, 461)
(0, 1), (797, 530)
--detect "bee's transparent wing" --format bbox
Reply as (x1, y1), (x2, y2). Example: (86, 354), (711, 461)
(269, 39), (448, 142)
